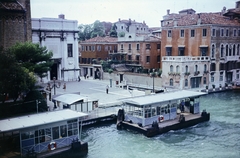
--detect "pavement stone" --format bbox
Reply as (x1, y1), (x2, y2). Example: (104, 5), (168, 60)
(44, 78), (146, 110)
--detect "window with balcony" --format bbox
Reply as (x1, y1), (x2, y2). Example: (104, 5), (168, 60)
(178, 47), (185, 56)
(233, 45), (236, 56)
(226, 45), (228, 56)
(67, 44), (73, 57)
(200, 47), (208, 56)
(180, 29), (184, 37)
(237, 44), (240, 55)
(137, 44), (140, 50)
(128, 55), (131, 60)
(166, 47), (172, 56)
(211, 44), (215, 58)
(176, 65), (179, 73)
(170, 78), (173, 86)
(185, 79), (188, 87)
(203, 77), (207, 84)
(146, 56), (150, 63)
(128, 44), (131, 50)
(191, 29), (195, 37)
(168, 30), (172, 37)
(220, 45), (224, 57)
(212, 28), (216, 36)
(170, 65), (173, 73)
(202, 28), (207, 37)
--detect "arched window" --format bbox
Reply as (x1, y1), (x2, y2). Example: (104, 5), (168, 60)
(203, 77), (207, 84)
(211, 44), (215, 58)
(170, 65), (173, 73)
(226, 45), (228, 56)
(170, 79), (173, 86)
(185, 65), (188, 73)
(237, 44), (240, 56)
(195, 65), (198, 72)
(176, 65), (179, 73)
(204, 64), (207, 72)
(185, 79), (188, 87)
(229, 45), (232, 56)
(233, 44), (236, 56)
(220, 45), (224, 57)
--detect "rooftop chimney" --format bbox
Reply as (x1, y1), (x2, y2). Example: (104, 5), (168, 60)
(167, 9), (170, 15)
(58, 14), (65, 19)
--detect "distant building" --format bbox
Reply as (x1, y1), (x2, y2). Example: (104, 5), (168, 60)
(32, 14), (79, 82)
(161, 1), (240, 90)
(0, 0), (32, 49)
(79, 36), (118, 79)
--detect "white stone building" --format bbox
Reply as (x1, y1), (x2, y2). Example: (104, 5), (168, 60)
(32, 14), (79, 82)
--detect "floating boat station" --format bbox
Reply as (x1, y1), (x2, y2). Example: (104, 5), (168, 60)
(0, 109), (88, 158)
(117, 90), (210, 137)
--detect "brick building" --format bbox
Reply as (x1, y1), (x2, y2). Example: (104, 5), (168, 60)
(161, 2), (240, 90)
(79, 36), (118, 79)
(0, 0), (32, 49)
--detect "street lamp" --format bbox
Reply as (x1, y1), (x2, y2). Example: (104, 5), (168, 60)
(47, 77), (61, 108)
(150, 69), (157, 93)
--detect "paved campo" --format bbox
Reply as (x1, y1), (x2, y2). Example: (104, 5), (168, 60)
(45, 78), (146, 110)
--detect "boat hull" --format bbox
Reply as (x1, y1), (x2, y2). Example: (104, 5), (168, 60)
(117, 112), (210, 137)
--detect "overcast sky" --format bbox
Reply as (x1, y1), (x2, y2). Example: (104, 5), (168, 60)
(31, 0), (236, 27)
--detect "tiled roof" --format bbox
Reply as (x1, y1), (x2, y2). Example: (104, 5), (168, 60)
(165, 12), (240, 27)
(81, 36), (117, 43)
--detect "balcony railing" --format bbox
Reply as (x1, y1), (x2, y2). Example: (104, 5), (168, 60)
(162, 56), (210, 62)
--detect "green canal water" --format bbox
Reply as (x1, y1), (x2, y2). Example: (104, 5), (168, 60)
(81, 91), (240, 158)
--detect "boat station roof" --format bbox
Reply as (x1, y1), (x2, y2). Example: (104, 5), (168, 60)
(122, 90), (207, 106)
(53, 93), (98, 105)
(0, 109), (88, 133)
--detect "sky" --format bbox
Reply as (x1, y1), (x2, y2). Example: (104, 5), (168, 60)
(31, 0), (236, 27)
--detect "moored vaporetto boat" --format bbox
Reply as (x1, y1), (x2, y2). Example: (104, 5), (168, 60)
(117, 90), (210, 137)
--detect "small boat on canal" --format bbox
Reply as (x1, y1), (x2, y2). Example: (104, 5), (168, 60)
(116, 90), (210, 137)
(0, 109), (88, 158)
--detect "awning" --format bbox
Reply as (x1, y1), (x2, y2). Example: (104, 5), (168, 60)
(165, 45), (172, 47)
(53, 94), (86, 105)
(178, 45), (185, 48)
(199, 45), (208, 47)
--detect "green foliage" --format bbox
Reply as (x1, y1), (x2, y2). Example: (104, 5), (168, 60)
(110, 24), (117, 37)
(78, 20), (106, 41)
(0, 42), (53, 103)
(108, 68), (113, 74)
(118, 32), (125, 37)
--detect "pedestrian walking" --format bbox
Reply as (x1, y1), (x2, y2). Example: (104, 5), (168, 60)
(78, 76), (81, 82)
(106, 85), (109, 94)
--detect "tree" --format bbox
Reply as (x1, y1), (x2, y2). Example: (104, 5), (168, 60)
(9, 42), (53, 81)
(0, 42), (53, 103)
(110, 23), (117, 37)
(91, 20), (105, 38)
(78, 20), (106, 41)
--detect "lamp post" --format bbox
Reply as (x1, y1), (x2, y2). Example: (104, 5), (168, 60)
(47, 77), (61, 108)
(150, 69), (157, 93)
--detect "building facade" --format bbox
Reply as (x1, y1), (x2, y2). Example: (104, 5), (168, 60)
(79, 36), (118, 79)
(0, 0), (32, 49)
(32, 15), (79, 82)
(161, 2), (240, 90)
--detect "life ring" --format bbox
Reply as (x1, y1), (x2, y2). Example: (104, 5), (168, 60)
(158, 115), (164, 122)
(48, 142), (57, 151)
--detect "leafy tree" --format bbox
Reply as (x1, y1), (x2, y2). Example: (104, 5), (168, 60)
(91, 20), (105, 38)
(78, 20), (106, 41)
(9, 42), (53, 81)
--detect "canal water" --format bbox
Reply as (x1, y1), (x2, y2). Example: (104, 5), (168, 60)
(81, 91), (240, 158)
